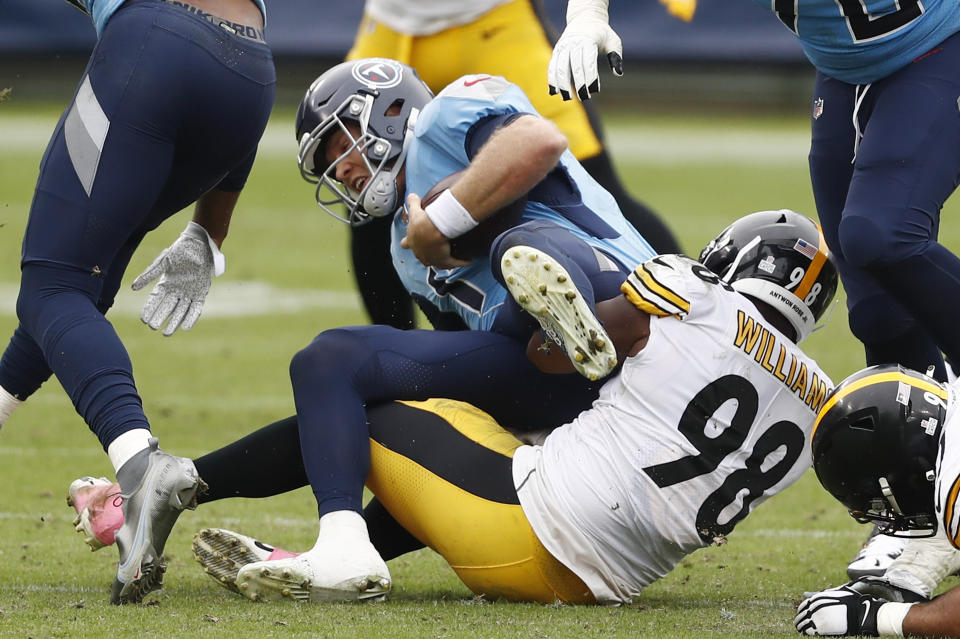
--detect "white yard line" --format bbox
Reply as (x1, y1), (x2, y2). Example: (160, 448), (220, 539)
(2, 116), (809, 165)
(0, 280), (361, 317)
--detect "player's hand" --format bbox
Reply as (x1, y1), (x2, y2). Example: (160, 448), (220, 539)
(845, 576), (928, 604)
(131, 221), (225, 336)
(547, 16), (622, 101)
(795, 584), (883, 636)
(401, 193), (472, 270)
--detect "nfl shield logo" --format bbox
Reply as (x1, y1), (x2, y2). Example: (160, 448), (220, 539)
(812, 97), (824, 120)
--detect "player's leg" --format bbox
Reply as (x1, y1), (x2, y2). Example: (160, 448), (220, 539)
(490, 221), (628, 380)
(230, 399), (595, 603)
(833, 36), (960, 372)
(808, 71), (947, 381)
(16, 1), (274, 603)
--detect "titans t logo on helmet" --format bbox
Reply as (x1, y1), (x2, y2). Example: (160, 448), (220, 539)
(351, 59), (404, 90)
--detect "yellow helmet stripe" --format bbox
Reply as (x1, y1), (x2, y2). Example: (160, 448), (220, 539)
(794, 225), (829, 301)
(812, 371), (948, 441)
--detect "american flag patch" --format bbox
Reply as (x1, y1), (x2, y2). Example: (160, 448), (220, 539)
(794, 239), (818, 260)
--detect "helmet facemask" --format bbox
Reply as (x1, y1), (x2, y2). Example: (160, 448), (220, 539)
(297, 93), (416, 227)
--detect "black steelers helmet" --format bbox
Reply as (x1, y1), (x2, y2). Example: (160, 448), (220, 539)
(699, 209), (838, 343)
(811, 364), (948, 536)
(295, 58), (434, 226)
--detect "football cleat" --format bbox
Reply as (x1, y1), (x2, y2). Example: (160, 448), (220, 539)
(234, 524), (390, 603)
(192, 528), (298, 594)
(110, 438), (206, 605)
(500, 246), (617, 381)
(846, 526), (907, 579)
(66, 476), (123, 551)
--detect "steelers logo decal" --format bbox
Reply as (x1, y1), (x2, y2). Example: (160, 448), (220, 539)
(352, 59), (404, 90)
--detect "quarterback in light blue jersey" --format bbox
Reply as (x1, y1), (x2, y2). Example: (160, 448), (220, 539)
(548, 0), (960, 634)
(395, 74), (655, 330)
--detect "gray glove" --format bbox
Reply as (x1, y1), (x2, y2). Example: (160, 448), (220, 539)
(131, 221), (225, 336)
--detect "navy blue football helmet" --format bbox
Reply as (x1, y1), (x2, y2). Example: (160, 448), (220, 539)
(699, 209), (838, 343)
(295, 58), (434, 226)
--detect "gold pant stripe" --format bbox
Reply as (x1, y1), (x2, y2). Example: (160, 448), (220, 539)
(346, 0), (603, 160)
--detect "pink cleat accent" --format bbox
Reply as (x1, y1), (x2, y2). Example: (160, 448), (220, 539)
(66, 476), (124, 551)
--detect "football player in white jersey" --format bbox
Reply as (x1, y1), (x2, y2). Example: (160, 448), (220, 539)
(796, 365), (960, 637)
(167, 209), (841, 604)
(548, 0), (960, 589)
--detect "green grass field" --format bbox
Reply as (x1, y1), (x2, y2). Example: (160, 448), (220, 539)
(1, 98), (957, 639)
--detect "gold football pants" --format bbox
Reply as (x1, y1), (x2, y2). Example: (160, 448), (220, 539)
(365, 399), (595, 604)
(346, 0), (602, 161)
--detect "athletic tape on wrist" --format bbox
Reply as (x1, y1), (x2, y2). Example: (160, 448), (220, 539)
(424, 189), (478, 239)
(876, 602), (913, 637)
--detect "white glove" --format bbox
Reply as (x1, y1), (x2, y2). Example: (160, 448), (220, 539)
(796, 584), (890, 636)
(131, 221), (225, 336)
(547, 0), (623, 101)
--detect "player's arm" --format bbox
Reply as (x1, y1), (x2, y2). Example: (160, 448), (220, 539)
(527, 294), (650, 374)
(901, 586), (960, 638)
(130, 188), (236, 336)
(402, 115), (567, 269)
(547, 0), (623, 101)
(795, 581), (960, 637)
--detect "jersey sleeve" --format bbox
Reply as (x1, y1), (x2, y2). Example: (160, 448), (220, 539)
(937, 424), (960, 549)
(620, 254), (697, 319)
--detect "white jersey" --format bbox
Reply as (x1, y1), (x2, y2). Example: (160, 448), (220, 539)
(936, 388), (960, 550)
(365, 0), (513, 36)
(512, 255), (833, 603)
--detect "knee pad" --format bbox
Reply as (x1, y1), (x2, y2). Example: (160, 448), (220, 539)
(838, 214), (925, 270)
(289, 329), (369, 389)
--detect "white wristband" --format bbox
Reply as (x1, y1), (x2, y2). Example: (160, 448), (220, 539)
(424, 189), (478, 239)
(206, 233), (226, 277)
(876, 602), (914, 637)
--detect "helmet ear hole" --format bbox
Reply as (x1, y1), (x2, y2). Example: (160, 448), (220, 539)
(383, 98), (404, 117)
(848, 411), (877, 432)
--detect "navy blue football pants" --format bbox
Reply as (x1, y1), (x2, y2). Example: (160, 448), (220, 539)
(290, 221), (631, 517)
(0, 1), (275, 447)
(810, 30), (960, 380)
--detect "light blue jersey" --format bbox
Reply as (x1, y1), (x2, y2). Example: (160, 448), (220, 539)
(758, 0), (960, 84)
(66, 0), (267, 35)
(391, 74), (655, 331)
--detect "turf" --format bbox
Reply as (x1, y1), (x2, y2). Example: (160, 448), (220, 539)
(0, 100), (957, 639)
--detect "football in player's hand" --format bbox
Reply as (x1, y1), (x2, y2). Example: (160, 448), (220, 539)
(421, 169), (527, 260)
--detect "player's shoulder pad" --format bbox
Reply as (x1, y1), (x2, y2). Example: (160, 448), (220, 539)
(437, 75), (513, 102)
(621, 254), (709, 319)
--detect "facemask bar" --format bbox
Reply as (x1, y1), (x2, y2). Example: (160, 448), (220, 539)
(849, 474), (938, 537)
(297, 94), (394, 226)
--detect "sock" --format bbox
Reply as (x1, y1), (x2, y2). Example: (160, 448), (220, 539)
(313, 510), (369, 551)
(107, 429), (152, 475)
(0, 385), (23, 427)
